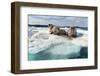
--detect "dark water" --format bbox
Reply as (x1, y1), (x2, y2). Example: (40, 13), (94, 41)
(69, 47), (88, 59)
(28, 24), (88, 30)
(28, 46), (88, 61)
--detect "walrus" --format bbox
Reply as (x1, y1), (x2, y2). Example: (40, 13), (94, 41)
(48, 24), (67, 35)
(67, 26), (77, 38)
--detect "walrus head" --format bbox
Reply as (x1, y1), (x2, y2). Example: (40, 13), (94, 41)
(48, 24), (54, 29)
(48, 24), (54, 34)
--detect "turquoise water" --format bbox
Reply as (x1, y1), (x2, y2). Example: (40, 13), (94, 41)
(28, 42), (88, 61)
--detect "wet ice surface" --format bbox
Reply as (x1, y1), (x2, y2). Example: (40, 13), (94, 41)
(28, 27), (88, 60)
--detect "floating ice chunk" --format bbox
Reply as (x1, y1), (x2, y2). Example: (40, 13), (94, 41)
(28, 27), (88, 55)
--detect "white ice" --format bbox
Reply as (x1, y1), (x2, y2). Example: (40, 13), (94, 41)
(28, 27), (88, 55)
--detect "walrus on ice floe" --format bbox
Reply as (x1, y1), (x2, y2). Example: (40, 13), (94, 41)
(67, 26), (77, 38)
(48, 24), (77, 39)
(48, 24), (67, 35)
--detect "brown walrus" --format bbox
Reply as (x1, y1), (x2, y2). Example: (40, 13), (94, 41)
(67, 26), (77, 38)
(48, 24), (77, 39)
(48, 24), (67, 35)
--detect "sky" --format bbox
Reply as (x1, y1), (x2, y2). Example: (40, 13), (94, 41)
(28, 15), (88, 27)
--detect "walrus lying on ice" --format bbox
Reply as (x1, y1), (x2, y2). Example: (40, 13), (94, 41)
(48, 24), (77, 38)
(67, 26), (77, 38)
(48, 24), (67, 35)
